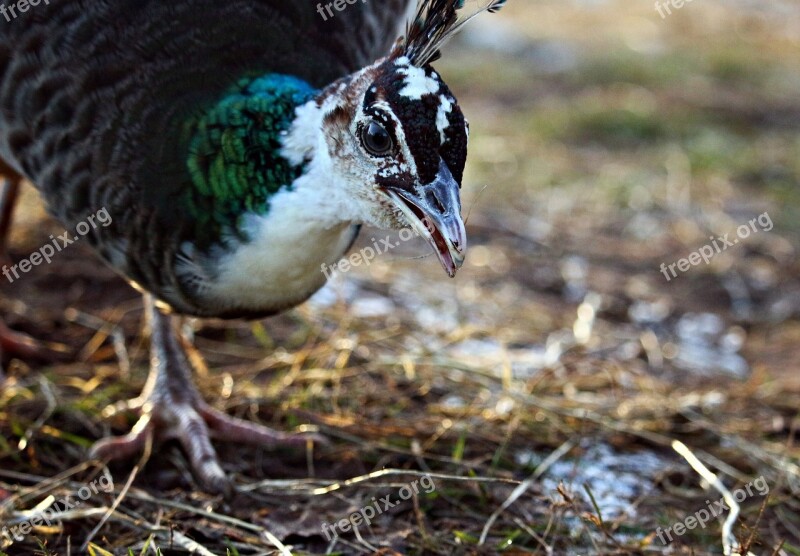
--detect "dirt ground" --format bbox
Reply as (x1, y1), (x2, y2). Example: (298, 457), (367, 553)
(1, 1), (800, 554)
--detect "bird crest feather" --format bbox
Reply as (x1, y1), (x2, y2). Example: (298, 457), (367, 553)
(395, 0), (508, 66)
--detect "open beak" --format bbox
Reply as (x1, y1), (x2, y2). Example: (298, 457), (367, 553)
(380, 161), (467, 277)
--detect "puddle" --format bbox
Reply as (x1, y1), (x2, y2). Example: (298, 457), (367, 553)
(519, 443), (668, 521)
(672, 313), (749, 378)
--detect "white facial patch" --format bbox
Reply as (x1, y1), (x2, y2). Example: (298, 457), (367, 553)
(396, 62), (440, 100)
(378, 161), (410, 179)
(436, 95), (453, 144)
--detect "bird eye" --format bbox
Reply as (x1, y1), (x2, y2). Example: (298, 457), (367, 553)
(361, 121), (394, 156)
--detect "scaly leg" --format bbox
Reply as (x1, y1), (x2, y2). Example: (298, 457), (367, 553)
(90, 296), (324, 494)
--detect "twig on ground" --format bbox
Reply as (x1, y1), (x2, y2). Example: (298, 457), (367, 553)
(672, 440), (755, 556)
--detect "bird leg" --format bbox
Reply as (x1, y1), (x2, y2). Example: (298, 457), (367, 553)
(90, 296), (324, 494)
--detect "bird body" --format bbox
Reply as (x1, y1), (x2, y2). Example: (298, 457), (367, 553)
(0, 0), (507, 491)
(0, 1), (413, 317)
(155, 72), (364, 318)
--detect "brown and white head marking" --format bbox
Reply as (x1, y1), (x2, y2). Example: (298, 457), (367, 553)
(358, 56), (467, 193)
(310, 0), (508, 276)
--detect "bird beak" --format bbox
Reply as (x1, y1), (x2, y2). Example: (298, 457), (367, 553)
(380, 160), (467, 277)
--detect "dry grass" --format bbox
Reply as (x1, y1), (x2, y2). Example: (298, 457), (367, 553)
(2, 0), (800, 554)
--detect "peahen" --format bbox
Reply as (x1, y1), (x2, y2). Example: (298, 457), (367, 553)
(0, 0), (507, 492)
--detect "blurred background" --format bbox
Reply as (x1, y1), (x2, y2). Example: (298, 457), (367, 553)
(2, 0), (799, 554)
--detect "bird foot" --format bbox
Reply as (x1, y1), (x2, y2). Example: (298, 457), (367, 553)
(92, 297), (326, 494)
(90, 394), (326, 495)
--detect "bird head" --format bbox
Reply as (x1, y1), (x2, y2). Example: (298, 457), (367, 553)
(316, 56), (467, 277)
(307, 0), (507, 278)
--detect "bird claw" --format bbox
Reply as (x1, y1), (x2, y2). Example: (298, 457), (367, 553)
(91, 396), (326, 495)
(91, 299), (326, 494)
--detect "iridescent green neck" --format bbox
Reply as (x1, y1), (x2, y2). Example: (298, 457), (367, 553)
(183, 74), (317, 249)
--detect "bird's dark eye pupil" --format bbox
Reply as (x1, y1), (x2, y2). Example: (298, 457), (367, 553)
(363, 121), (393, 156)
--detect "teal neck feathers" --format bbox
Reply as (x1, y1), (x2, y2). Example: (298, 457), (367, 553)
(184, 74), (317, 249)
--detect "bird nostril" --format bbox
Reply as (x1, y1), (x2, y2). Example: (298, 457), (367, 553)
(427, 191), (446, 214)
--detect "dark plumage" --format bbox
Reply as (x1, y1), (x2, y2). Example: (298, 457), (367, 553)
(0, 0), (410, 315)
(0, 0), (507, 492)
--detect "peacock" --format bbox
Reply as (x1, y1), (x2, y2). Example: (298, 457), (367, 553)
(0, 0), (507, 493)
